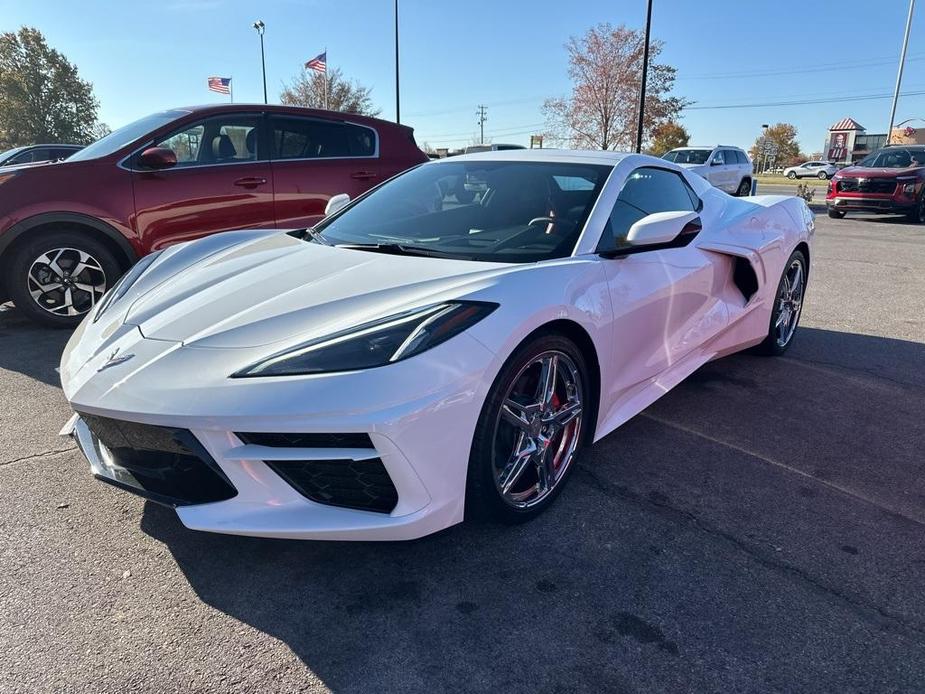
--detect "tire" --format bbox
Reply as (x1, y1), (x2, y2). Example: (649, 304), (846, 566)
(827, 209), (845, 219)
(466, 333), (591, 524)
(735, 178), (752, 196)
(6, 230), (121, 328)
(754, 249), (807, 356)
(787, 171), (797, 180)
(905, 194), (925, 224)
(817, 170), (828, 180)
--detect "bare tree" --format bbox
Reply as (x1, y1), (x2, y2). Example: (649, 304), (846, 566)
(280, 67), (381, 116)
(542, 23), (687, 151)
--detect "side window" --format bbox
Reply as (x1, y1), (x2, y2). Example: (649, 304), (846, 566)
(154, 115), (261, 167)
(9, 150), (35, 164)
(735, 151), (749, 165)
(600, 167), (698, 252)
(711, 150), (725, 165)
(270, 116), (377, 160)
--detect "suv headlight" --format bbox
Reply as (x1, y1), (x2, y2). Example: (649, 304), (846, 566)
(93, 250), (163, 322)
(234, 301), (498, 377)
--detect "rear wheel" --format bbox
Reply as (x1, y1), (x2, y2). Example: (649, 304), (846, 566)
(7, 231), (121, 328)
(466, 334), (590, 523)
(735, 178), (752, 196)
(827, 209), (845, 219)
(817, 170), (828, 180)
(754, 250), (807, 356)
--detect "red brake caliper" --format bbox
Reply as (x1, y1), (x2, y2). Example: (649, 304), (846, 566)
(549, 391), (563, 469)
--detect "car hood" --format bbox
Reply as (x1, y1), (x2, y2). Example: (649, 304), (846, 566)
(117, 230), (515, 349)
(837, 165), (923, 178)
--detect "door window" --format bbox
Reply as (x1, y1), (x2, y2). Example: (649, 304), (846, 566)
(153, 115), (262, 167)
(735, 151), (749, 165)
(711, 151), (726, 165)
(599, 167), (699, 252)
(269, 116), (377, 160)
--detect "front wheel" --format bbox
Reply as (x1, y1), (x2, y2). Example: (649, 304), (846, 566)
(466, 334), (590, 523)
(754, 249), (807, 356)
(787, 171), (797, 180)
(905, 195), (925, 224)
(827, 209), (845, 219)
(6, 231), (121, 328)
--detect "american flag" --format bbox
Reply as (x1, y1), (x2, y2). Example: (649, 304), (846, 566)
(207, 76), (232, 95)
(305, 52), (327, 73)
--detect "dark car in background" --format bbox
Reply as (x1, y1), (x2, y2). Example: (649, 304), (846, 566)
(0, 104), (428, 326)
(826, 145), (925, 222)
(0, 144), (83, 166)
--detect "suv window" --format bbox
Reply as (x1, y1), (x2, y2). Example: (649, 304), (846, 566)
(9, 149), (36, 164)
(270, 116), (376, 159)
(599, 167), (699, 252)
(735, 150), (749, 165)
(154, 114), (262, 167)
(711, 150), (726, 165)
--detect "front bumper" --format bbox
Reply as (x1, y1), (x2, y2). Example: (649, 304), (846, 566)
(61, 328), (497, 541)
(826, 196), (916, 214)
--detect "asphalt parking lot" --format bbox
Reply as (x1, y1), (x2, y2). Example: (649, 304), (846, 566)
(2, 208), (925, 693)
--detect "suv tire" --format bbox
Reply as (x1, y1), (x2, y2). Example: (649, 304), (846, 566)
(7, 230), (121, 328)
(787, 171), (797, 179)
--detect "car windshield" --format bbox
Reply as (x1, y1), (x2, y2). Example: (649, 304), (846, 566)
(662, 149), (712, 165)
(856, 148), (925, 169)
(67, 110), (191, 161)
(314, 160), (611, 263)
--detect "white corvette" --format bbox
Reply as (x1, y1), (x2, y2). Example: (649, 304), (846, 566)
(60, 151), (814, 541)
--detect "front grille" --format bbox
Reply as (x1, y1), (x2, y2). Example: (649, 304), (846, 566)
(236, 432), (373, 448)
(837, 177), (897, 194)
(80, 413), (237, 507)
(266, 458), (398, 513)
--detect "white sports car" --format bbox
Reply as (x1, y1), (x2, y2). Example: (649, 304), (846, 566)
(60, 151), (814, 541)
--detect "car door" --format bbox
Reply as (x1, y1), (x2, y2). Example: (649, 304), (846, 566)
(707, 149), (731, 190)
(597, 166), (729, 408)
(130, 112), (274, 250)
(268, 114), (380, 228)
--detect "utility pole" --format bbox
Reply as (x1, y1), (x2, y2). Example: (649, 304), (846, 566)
(476, 105), (487, 144)
(887, 0), (915, 143)
(634, 0), (653, 153)
(394, 0), (401, 123)
(253, 20), (267, 104)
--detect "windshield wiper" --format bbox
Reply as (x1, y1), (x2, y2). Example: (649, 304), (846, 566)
(300, 226), (333, 246)
(335, 243), (455, 258)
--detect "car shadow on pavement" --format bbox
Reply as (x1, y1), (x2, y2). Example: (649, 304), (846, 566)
(138, 326), (925, 692)
(0, 303), (71, 388)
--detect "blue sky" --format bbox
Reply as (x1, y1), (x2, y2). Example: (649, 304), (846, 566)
(2, 0), (924, 153)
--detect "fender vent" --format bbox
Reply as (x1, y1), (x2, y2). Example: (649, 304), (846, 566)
(733, 257), (759, 303)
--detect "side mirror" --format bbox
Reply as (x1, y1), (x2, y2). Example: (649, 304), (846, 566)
(626, 211), (701, 247)
(137, 147), (177, 170)
(325, 193), (351, 216)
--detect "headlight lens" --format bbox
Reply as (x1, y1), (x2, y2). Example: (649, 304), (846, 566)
(234, 301), (498, 377)
(903, 183), (916, 194)
(93, 250), (163, 322)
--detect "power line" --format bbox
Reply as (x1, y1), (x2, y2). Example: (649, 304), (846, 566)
(684, 89), (925, 111)
(677, 52), (925, 81)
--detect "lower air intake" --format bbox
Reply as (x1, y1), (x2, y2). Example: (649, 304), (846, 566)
(266, 458), (398, 514)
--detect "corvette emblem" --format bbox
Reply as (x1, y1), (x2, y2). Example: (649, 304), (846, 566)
(98, 348), (135, 372)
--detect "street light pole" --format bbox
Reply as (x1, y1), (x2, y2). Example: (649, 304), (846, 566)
(887, 0), (915, 143)
(394, 0), (401, 124)
(634, 0), (653, 153)
(253, 20), (267, 105)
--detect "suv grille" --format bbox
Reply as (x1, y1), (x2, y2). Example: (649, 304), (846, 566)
(838, 177), (897, 194)
(266, 458), (398, 513)
(80, 413), (237, 507)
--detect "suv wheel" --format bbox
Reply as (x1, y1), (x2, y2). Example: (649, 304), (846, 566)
(907, 194), (925, 224)
(7, 231), (121, 328)
(735, 178), (751, 196)
(787, 171), (797, 179)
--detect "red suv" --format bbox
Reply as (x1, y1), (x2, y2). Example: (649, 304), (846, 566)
(826, 145), (925, 223)
(0, 105), (427, 326)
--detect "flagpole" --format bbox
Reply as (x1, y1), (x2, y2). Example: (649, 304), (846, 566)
(324, 47), (329, 110)
(229, 77), (233, 104)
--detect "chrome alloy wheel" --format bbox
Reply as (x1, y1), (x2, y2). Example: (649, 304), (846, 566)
(27, 247), (107, 317)
(774, 257), (805, 348)
(492, 350), (584, 509)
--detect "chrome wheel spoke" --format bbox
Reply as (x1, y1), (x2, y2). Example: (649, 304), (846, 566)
(535, 444), (554, 493)
(501, 399), (539, 432)
(537, 354), (558, 408)
(498, 434), (536, 495)
(547, 401), (582, 428)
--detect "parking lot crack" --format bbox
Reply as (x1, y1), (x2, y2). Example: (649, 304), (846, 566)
(0, 445), (77, 468)
(573, 462), (925, 640)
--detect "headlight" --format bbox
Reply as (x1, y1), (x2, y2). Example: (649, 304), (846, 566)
(93, 250), (163, 322)
(903, 183), (916, 195)
(234, 301), (498, 377)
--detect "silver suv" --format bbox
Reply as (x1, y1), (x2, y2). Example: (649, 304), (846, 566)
(662, 145), (753, 196)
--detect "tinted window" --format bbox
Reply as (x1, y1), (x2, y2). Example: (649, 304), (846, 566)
(154, 115), (262, 167)
(711, 150), (726, 165)
(53, 147), (77, 160)
(8, 150), (35, 164)
(270, 116), (376, 159)
(30, 149), (52, 162)
(735, 151), (749, 165)
(315, 161), (610, 263)
(600, 167), (698, 252)
(662, 149), (711, 165)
